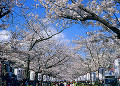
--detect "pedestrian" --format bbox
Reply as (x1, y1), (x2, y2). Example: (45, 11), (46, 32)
(53, 82), (56, 86)
(67, 81), (70, 86)
(70, 82), (74, 86)
(56, 82), (59, 86)
(21, 83), (24, 86)
(64, 81), (67, 86)
(60, 81), (64, 86)
(73, 81), (77, 86)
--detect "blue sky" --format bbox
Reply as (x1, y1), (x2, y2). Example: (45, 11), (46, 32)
(0, 0), (104, 42)
(62, 24), (102, 41)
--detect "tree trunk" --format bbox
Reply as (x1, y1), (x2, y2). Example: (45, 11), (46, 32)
(98, 68), (100, 86)
(40, 74), (43, 86)
(90, 72), (92, 86)
(26, 55), (30, 85)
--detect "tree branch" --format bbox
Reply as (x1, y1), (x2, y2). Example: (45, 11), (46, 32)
(45, 57), (67, 69)
(29, 28), (65, 51)
(77, 4), (120, 38)
(0, 10), (10, 18)
(59, 2), (120, 38)
(59, 14), (94, 21)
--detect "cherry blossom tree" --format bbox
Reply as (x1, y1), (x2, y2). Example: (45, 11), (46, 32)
(29, 39), (71, 70)
(0, 0), (24, 29)
(0, 28), (73, 80)
(0, 0), (14, 19)
(39, 0), (120, 39)
(1, 0), (120, 82)
(0, 0), (66, 48)
(72, 30), (120, 84)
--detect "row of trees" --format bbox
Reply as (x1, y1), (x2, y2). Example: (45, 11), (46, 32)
(0, 0), (120, 81)
(1, 29), (119, 81)
(72, 29), (120, 78)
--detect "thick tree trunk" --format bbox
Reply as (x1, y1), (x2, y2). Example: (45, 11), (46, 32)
(26, 55), (30, 85)
(98, 68), (100, 86)
(90, 72), (92, 86)
(40, 74), (43, 86)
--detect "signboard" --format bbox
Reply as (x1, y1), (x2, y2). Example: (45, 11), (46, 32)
(78, 76), (80, 81)
(47, 75), (49, 81)
(56, 78), (59, 82)
(99, 68), (105, 80)
(14, 68), (17, 75)
(81, 75), (84, 81)
(80, 76), (82, 81)
(14, 68), (23, 81)
(18, 68), (23, 81)
(91, 72), (96, 81)
(84, 75), (87, 81)
(43, 75), (47, 81)
(49, 77), (52, 81)
(51, 77), (54, 82)
(38, 73), (42, 81)
(75, 79), (77, 82)
(30, 70), (35, 81)
(87, 73), (90, 81)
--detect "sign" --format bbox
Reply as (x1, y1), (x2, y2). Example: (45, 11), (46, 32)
(91, 72), (96, 81)
(14, 68), (23, 81)
(99, 68), (105, 80)
(49, 77), (52, 81)
(47, 75), (49, 81)
(43, 75), (47, 81)
(81, 75), (84, 81)
(51, 77), (54, 82)
(14, 68), (18, 75)
(30, 70), (35, 81)
(38, 73), (42, 81)
(75, 78), (78, 82)
(78, 76), (80, 81)
(84, 75), (87, 81)
(87, 73), (90, 81)
(18, 68), (23, 81)
(80, 76), (82, 81)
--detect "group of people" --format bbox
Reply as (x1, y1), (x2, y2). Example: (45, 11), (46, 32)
(53, 81), (77, 86)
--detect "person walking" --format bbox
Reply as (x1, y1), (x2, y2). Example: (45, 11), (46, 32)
(70, 82), (74, 86)
(64, 81), (67, 86)
(73, 81), (77, 86)
(67, 81), (70, 86)
(60, 81), (64, 86)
